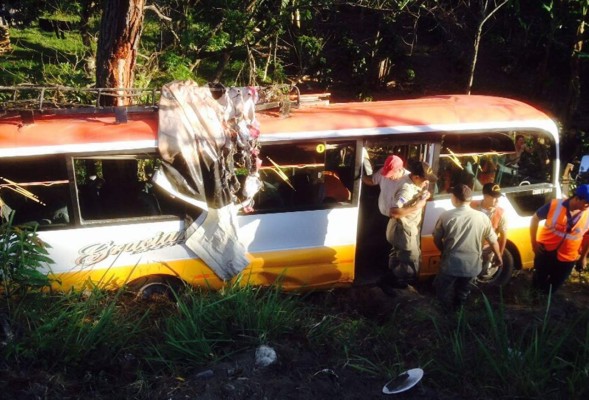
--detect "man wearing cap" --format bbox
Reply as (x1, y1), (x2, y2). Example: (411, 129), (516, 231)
(470, 183), (507, 279)
(433, 184), (503, 310)
(380, 159), (437, 294)
(362, 154), (407, 217)
(530, 184), (589, 294)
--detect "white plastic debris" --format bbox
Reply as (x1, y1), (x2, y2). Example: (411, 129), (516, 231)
(254, 345), (277, 368)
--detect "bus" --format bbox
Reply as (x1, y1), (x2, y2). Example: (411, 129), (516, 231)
(0, 85), (560, 296)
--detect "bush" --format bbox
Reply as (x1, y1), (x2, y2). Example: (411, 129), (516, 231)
(0, 214), (53, 297)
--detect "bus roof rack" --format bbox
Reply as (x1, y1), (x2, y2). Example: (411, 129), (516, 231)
(0, 84), (302, 123)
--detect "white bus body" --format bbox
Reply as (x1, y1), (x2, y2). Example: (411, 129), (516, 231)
(0, 93), (560, 292)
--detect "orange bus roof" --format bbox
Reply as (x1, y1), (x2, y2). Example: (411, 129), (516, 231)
(257, 95), (558, 141)
(0, 95), (557, 157)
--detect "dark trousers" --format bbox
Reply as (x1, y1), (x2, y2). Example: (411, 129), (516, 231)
(532, 246), (574, 294)
(385, 248), (419, 288)
(434, 272), (475, 311)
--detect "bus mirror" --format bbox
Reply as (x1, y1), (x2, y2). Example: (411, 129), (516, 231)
(577, 155), (589, 184)
(579, 155), (589, 175)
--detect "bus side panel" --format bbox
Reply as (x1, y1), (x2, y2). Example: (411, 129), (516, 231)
(40, 207), (358, 291)
(238, 207), (359, 289)
(38, 220), (213, 290)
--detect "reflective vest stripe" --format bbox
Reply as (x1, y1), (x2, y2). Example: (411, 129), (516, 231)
(538, 199), (589, 261)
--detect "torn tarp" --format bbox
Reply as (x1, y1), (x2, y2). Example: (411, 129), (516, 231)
(154, 80), (260, 280)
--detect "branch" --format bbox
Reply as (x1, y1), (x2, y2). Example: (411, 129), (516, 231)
(480, 0), (509, 27)
(144, 4), (179, 42)
(144, 4), (171, 22)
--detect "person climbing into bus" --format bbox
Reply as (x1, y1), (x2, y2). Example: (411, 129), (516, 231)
(433, 184), (503, 311)
(470, 183), (507, 280)
(362, 154), (407, 217)
(379, 159), (436, 296)
(530, 184), (589, 294)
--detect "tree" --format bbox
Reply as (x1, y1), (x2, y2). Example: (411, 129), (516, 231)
(465, 0), (509, 94)
(95, 0), (145, 105)
(80, 0), (99, 48)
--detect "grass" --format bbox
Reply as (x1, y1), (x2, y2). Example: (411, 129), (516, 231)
(1, 277), (589, 398)
(1, 26), (91, 86)
(150, 281), (302, 368)
(0, 17), (167, 88)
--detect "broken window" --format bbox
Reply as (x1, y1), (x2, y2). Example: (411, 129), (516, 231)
(437, 131), (555, 194)
(250, 141), (356, 212)
(0, 155), (71, 227)
(74, 154), (185, 221)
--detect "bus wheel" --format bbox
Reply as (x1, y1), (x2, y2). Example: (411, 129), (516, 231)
(131, 276), (181, 301)
(477, 249), (514, 287)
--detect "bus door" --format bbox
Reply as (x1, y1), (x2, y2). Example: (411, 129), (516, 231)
(356, 140), (436, 285)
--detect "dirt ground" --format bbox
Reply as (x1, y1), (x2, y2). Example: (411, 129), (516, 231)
(141, 270), (589, 400)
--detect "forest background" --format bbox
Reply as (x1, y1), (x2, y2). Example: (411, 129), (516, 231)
(1, 0), (589, 169)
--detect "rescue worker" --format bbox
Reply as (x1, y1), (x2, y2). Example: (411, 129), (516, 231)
(470, 183), (507, 280)
(433, 184), (503, 311)
(380, 159), (436, 295)
(530, 184), (589, 294)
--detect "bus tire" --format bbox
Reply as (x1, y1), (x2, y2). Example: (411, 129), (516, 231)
(477, 248), (514, 287)
(131, 276), (181, 301)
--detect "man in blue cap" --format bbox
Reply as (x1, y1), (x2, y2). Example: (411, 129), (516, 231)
(530, 184), (589, 293)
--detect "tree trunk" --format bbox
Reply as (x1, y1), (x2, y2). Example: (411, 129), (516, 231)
(212, 51), (231, 83)
(96, 0), (145, 106)
(564, 2), (588, 124)
(466, 23), (483, 95)
(80, 0), (96, 48)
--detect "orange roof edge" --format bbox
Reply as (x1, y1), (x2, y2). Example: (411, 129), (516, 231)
(0, 95), (557, 157)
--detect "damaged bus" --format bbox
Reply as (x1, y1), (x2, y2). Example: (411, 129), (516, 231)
(0, 83), (561, 295)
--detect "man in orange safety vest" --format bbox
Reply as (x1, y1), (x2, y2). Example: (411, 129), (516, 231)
(530, 184), (589, 293)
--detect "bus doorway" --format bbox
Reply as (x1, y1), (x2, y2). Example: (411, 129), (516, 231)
(354, 142), (432, 286)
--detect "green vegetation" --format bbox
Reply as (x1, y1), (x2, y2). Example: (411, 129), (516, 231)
(0, 215), (53, 297)
(2, 247), (589, 399)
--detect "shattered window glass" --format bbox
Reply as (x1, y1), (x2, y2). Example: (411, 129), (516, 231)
(74, 155), (184, 221)
(0, 155), (71, 228)
(251, 141), (355, 212)
(437, 131), (555, 195)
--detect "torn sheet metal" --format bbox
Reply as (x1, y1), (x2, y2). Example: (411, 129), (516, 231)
(154, 80), (260, 280)
(184, 204), (249, 280)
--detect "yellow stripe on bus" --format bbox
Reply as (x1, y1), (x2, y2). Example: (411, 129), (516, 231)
(50, 245), (356, 292)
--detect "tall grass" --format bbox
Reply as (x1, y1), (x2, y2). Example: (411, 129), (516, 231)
(426, 292), (589, 399)
(4, 288), (148, 371)
(150, 281), (303, 368)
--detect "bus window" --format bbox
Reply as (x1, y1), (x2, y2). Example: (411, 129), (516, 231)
(252, 141), (355, 212)
(0, 155), (71, 228)
(74, 155), (183, 221)
(438, 132), (555, 193)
